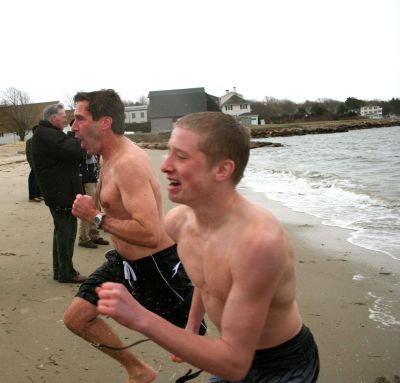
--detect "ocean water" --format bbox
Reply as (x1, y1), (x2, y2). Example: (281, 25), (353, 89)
(242, 125), (400, 262)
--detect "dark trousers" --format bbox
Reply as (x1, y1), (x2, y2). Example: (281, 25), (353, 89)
(49, 207), (78, 281)
(28, 170), (42, 199)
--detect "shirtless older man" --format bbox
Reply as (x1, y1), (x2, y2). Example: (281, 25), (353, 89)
(63, 90), (202, 383)
(96, 112), (319, 382)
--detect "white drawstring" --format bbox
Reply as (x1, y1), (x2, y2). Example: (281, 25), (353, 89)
(123, 261), (137, 288)
(172, 261), (181, 278)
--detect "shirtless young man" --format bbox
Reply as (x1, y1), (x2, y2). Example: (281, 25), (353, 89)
(96, 112), (320, 382)
(63, 90), (203, 383)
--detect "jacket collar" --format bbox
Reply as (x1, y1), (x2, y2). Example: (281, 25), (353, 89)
(39, 119), (58, 129)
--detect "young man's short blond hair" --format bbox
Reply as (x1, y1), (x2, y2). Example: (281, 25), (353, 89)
(176, 112), (250, 185)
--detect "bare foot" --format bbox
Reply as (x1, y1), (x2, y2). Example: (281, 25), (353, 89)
(127, 363), (156, 383)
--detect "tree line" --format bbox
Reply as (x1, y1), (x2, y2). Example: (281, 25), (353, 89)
(1, 86), (399, 141)
(251, 96), (400, 123)
(0, 87), (148, 141)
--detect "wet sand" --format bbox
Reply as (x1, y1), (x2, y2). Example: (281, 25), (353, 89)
(0, 142), (399, 383)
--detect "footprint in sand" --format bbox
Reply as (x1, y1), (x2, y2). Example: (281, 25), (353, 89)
(375, 376), (400, 383)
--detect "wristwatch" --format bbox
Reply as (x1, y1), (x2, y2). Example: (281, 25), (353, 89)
(93, 213), (106, 229)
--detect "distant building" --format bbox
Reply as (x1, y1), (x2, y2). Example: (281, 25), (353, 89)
(148, 87), (220, 132)
(0, 100), (59, 136)
(124, 105), (148, 124)
(220, 88), (258, 125)
(360, 105), (383, 119)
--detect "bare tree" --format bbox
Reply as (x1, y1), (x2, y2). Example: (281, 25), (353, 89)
(122, 99), (136, 106)
(123, 96), (148, 106)
(316, 98), (342, 114)
(0, 87), (36, 141)
(137, 95), (148, 105)
(63, 92), (76, 110)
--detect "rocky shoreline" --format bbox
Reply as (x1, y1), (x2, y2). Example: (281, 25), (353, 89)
(135, 140), (282, 150)
(250, 118), (400, 138)
(131, 118), (400, 149)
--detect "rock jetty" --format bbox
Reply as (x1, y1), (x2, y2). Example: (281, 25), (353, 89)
(250, 118), (400, 138)
(128, 118), (400, 149)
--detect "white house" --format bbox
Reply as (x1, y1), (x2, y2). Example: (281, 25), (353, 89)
(220, 88), (258, 125)
(124, 105), (148, 123)
(360, 105), (383, 119)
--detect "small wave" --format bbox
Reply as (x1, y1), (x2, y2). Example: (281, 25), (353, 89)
(348, 229), (400, 261)
(244, 126), (400, 261)
(242, 167), (400, 260)
(303, 170), (325, 179)
(367, 292), (400, 328)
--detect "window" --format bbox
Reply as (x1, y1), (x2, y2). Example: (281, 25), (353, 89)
(131, 113), (136, 118)
(240, 104), (248, 110)
(225, 105), (233, 111)
(140, 112), (145, 118)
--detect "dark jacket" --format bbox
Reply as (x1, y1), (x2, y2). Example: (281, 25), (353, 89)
(79, 154), (99, 184)
(25, 137), (34, 168)
(67, 131), (99, 184)
(32, 120), (85, 207)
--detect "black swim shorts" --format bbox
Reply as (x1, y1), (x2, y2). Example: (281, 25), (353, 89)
(76, 245), (206, 332)
(209, 325), (319, 383)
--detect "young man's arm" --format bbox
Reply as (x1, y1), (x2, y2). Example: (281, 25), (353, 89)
(185, 287), (206, 333)
(72, 156), (162, 248)
(163, 206), (187, 242)
(170, 287), (206, 363)
(165, 207), (207, 362)
(96, 235), (283, 380)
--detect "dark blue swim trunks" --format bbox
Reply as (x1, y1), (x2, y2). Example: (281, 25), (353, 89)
(209, 325), (319, 383)
(76, 244), (206, 333)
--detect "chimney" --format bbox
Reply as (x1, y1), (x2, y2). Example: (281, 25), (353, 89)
(233, 87), (236, 93)
(225, 89), (229, 94)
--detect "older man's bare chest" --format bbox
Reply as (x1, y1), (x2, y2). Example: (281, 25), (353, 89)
(98, 171), (130, 219)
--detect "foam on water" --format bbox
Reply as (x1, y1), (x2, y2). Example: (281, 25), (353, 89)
(367, 292), (400, 328)
(242, 126), (400, 261)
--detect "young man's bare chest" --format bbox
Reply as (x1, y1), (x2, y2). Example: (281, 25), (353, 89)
(178, 230), (236, 300)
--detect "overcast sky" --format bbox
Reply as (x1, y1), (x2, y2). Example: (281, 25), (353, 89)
(1, 0), (399, 105)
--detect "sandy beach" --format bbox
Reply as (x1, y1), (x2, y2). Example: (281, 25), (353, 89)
(0, 142), (399, 383)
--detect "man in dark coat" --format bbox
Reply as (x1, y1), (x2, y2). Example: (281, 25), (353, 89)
(32, 103), (87, 283)
(25, 125), (43, 202)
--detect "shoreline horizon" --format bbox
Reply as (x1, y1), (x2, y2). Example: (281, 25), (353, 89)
(240, 182), (400, 269)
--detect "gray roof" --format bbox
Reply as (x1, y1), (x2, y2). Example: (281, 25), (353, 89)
(124, 105), (148, 112)
(238, 112), (258, 117)
(148, 87), (219, 119)
(220, 94), (250, 107)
